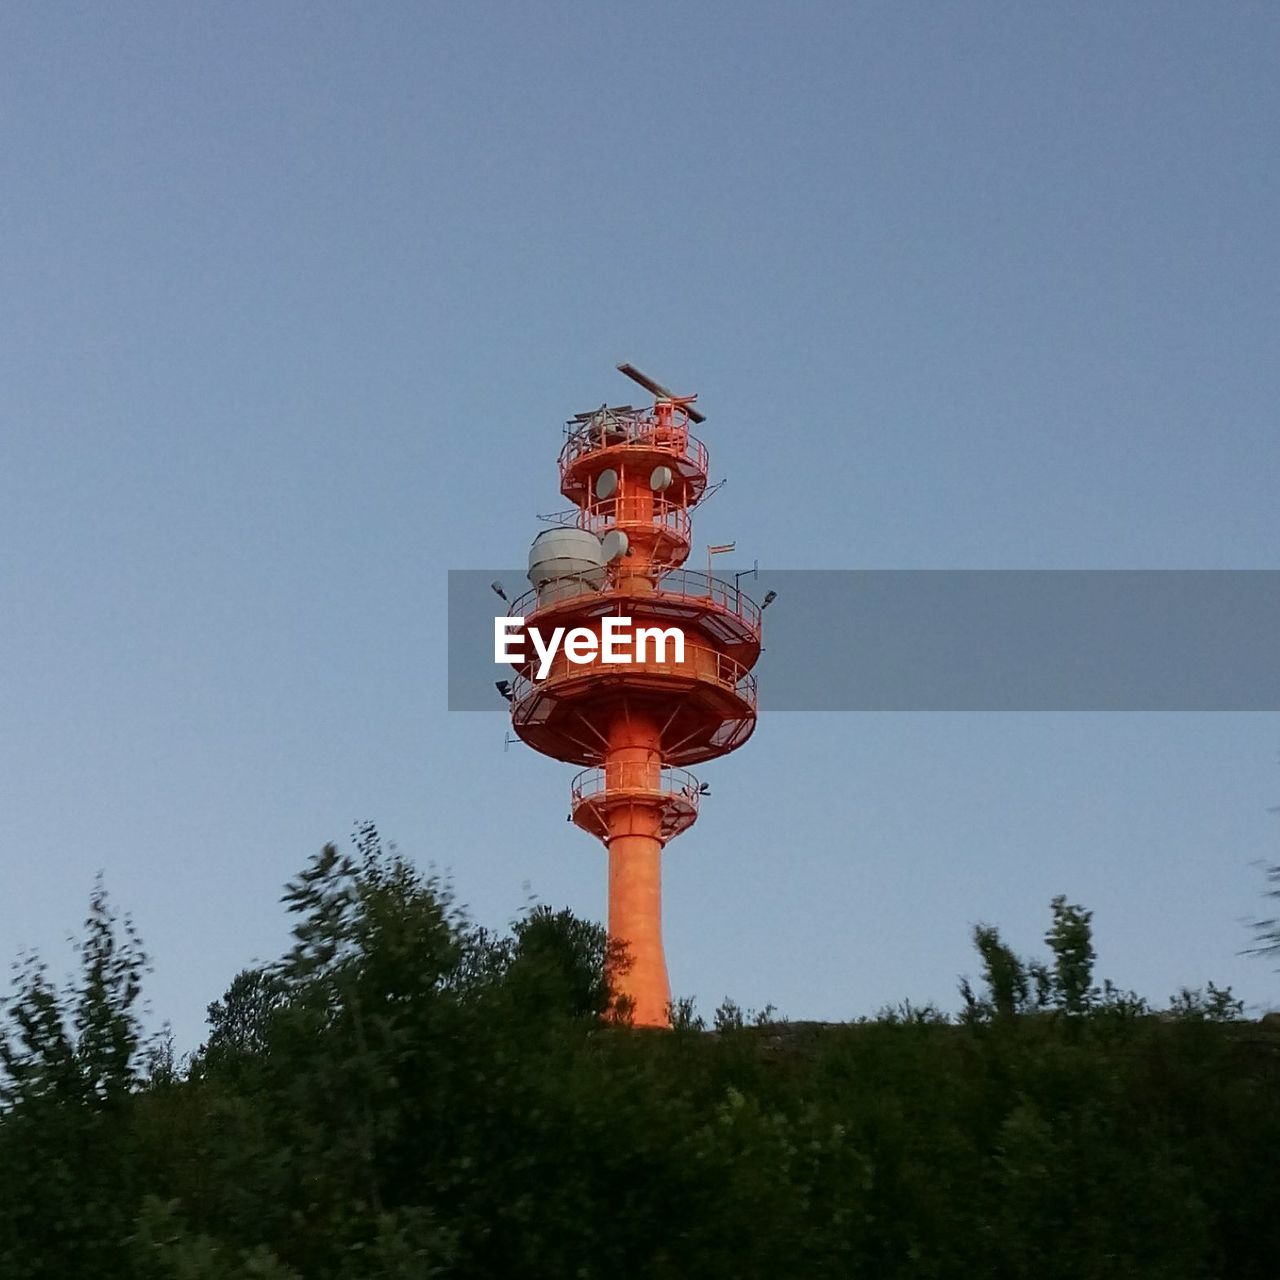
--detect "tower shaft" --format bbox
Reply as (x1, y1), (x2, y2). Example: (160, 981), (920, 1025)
(603, 713), (670, 1025)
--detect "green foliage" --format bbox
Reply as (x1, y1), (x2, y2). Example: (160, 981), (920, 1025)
(960, 923), (1030, 1021)
(1044, 894), (1097, 1014)
(0, 882), (150, 1278)
(202, 967), (287, 1069)
(713, 996), (746, 1032)
(712, 996), (778, 1032)
(131, 1197), (302, 1279)
(1167, 981), (1245, 1022)
(975, 922), (1030, 1017)
(504, 904), (622, 1023)
(962, 897), (1107, 1024)
(1, 846), (1277, 1278)
(668, 994), (705, 1032)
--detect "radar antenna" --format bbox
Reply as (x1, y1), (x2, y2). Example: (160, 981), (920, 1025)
(616, 362), (706, 424)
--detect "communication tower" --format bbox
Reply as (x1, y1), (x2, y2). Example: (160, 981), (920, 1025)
(506, 365), (762, 1026)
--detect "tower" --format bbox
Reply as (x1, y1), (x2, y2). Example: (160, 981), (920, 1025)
(506, 365), (761, 1026)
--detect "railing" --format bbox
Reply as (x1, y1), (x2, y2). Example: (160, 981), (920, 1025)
(570, 764), (703, 840)
(509, 641), (758, 714)
(507, 568), (761, 640)
(578, 494), (692, 546)
(570, 764), (702, 806)
(651, 568), (762, 635)
(559, 407), (708, 478)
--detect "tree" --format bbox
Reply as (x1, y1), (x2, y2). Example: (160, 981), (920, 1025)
(0, 882), (149, 1278)
(504, 904), (620, 1022)
(4, 847), (1280, 1277)
(202, 967), (288, 1070)
(1044, 895), (1096, 1015)
(965, 923), (1030, 1019)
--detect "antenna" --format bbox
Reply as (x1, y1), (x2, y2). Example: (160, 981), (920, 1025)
(616, 362), (707, 424)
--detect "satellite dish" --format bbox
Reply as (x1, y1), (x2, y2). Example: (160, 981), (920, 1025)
(595, 469), (618, 500)
(601, 529), (629, 562)
(650, 465), (673, 491)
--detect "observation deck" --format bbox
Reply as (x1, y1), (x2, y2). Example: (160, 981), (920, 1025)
(508, 566), (762, 665)
(569, 764), (702, 843)
(559, 404), (708, 509)
(508, 637), (757, 768)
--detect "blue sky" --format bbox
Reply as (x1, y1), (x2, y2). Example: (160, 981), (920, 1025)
(2, 3), (1277, 1049)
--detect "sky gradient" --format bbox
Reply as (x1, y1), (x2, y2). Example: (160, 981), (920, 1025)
(2, 3), (1278, 1049)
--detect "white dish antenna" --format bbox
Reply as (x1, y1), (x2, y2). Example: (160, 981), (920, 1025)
(601, 529), (629, 562)
(650, 464), (673, 491)
(595, 468), (618, 500)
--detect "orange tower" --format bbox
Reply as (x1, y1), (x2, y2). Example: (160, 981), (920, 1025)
(507, 365), (761, 1026)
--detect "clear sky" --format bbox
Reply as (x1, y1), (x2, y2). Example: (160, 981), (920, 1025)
(2, 2), (1277, 1050)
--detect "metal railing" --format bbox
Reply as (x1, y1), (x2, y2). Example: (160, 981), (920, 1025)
(509, 641), (758, 713)
(651, 568), (762, 635)
(559, 408), (708, 478)
(577, 494), (692, 545)
(507, 568), (761, 640)
(570, 764), (702, 805)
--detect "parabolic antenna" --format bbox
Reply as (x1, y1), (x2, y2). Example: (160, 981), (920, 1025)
(601, 529), (629, 562)
(650, 465), (673, 491)
(595, 468), (618, 500)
